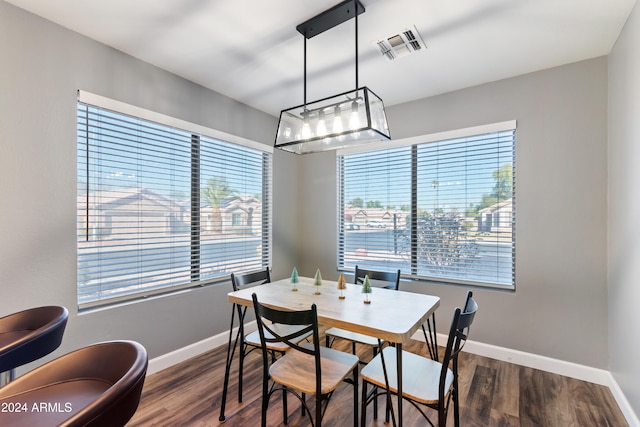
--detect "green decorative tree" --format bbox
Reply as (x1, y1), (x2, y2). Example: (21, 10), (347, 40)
(291, 266), (299, 291)
(361, 275), (372, 304)
(313, 269), (322, 295)
(337, 272), (347, 300)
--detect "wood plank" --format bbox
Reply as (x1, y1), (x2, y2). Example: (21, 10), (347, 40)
(128, 339), (629, 426)
(462, 364), (496, 425)
(540, 370), (574, 427)
(518, 367), (549, 426)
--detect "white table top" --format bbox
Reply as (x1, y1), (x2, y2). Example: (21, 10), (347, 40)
(228, 276), (440, 344)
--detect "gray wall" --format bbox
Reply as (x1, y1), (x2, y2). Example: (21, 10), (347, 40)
(297, 57), (610, 369)
(0, 0), (298, 369)
(609, 1), (640, 416)
(0, 0), (630, 391)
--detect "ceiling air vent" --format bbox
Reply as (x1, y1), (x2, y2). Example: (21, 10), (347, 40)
(375, 25), (426, 61)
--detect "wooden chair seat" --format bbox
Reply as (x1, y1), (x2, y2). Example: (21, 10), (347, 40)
(270, 343), (359, 395)
(361, 346), (453, 405)
(323, 327), (380, 347)
(252, 293), (360, 427)
(360, 291), (478, 427)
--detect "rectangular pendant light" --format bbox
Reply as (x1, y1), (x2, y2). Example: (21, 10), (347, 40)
(275, 87), (389, 154)
(274, 0), (391, 154)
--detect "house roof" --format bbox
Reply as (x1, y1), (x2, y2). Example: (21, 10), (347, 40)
(478, 198), (513, 214)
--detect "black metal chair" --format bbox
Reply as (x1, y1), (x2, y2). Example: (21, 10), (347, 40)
(252, 292), (359, 427)
(324, 267), (403, 419)
(219, 268), (311, 421)
(360, 291), (478, 427)
(230, 268), (271, 404)
(0, 306), (69, 385)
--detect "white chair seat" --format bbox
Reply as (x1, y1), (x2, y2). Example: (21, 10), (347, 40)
(325, 327), (380, 347)
(360, 346), (453, 405)
(245, 323), (311, 351)
(269, 344), (359, 395)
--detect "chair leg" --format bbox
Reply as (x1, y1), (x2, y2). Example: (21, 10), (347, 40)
(422, 314), (439, 361)
(353, 366), (359, 427)
(218, 307), (239, 421)
(361, 379), (368, 427)
(385, 393), (391, 423)
(238, 340), (245, 402)
(316, 393), (322, 427)
(430, 314), (438, 361)
(453, 387), (459, 427)
(237, 306), (248, 403)
(372, 346), (378, 419)
(283, 388), (288, 425)
(260, 379), (269, 427)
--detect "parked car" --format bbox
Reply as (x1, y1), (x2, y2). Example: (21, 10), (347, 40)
(344, 221), (360, 230)
(366, 220), (386, 228)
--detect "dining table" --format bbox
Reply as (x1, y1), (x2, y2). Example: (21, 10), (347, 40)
(219, 275), (440, 427)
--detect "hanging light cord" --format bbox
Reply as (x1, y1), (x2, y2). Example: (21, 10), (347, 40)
(304, 36), (307, 108)
(354, 0), (358, 90)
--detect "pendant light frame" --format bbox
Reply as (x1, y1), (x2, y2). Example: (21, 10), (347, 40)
(274, 0), (391, 154)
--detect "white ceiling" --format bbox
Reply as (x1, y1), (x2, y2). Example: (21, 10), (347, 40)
(6, 0), (636, 116)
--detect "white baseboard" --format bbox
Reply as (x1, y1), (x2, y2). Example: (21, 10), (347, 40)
(147, 321), (257, 375)
(411, 331), (639, 427)
(148, 326), (638, 427)
(606, 374), (640, 427)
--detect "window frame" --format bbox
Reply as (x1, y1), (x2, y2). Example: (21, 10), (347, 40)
(336, 121), (516, 291)
(76, 91), (273, 309)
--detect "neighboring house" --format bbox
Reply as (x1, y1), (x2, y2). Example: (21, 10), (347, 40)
(344, 206), (408, 229)
(217, 195), (262, 235)
(79, 189), (263, 240)
(78, 188), (188, 241)
(477, 198), (513, 233)
(200, 195), (262, 235)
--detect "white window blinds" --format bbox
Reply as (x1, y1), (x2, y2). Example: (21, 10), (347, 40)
(77, 98), (272, 307)
(338, 125), (515, 289)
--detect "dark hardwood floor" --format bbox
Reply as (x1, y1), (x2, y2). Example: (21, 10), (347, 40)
(129, 337), (627, 426)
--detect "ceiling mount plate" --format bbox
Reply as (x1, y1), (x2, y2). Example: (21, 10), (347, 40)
(296, 0), (365, 39)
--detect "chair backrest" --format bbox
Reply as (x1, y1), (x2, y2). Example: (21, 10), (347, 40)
(438, 291), (478, 400)
(0, 340), (148, 427)
(230, 268), (271, 292)
(354, 265), (401, 290)
(63, 340), (148, 427)
(0, 305), (69, 372)
(251, 293), (322, 396)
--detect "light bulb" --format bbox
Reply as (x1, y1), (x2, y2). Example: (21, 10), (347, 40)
(333, 106), (343, 134)
(301, 110), (311, 140)
(349, 101), (360, 130)
(301, 122), (311, 140)
(317, 111), (327, 136)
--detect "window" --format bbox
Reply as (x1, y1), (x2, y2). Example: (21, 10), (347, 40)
(337, 122), (515, 289)
(77, 92), (272, 308)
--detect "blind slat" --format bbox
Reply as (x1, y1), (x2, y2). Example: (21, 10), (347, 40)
(77, 102), (272, 307)
(337, 129), (515, 289)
